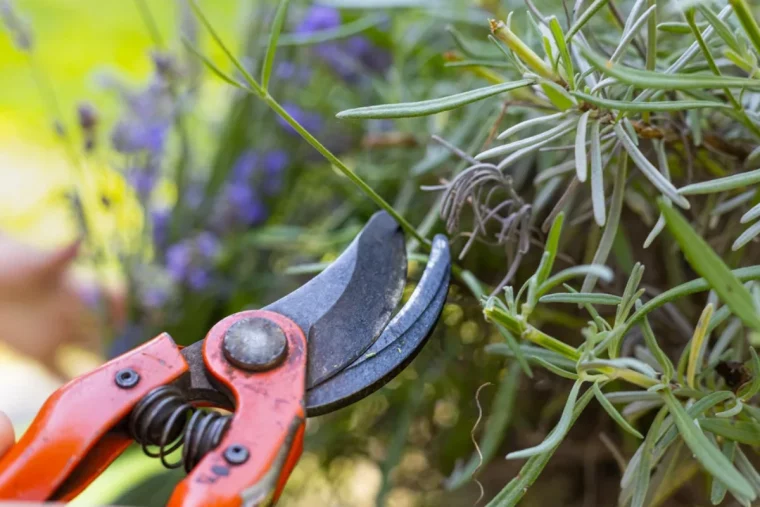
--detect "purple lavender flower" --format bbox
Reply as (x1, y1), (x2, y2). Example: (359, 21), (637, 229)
(225, 184), (267, 226)
(151, 208), (170, 247)
(112, 121), (169, 154)
(262, 150), (288, 194)
(142, 286), (169, 308)
(127, 167), (158, 200)
(295, 5), (340, 34)
(165, 233), (219, 290)
(277, 103), (323, 136)
(231, 150), (258, 181)
(276, 62), (312, 84)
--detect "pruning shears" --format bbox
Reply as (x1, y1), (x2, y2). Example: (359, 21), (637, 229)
(0, 211), (451, 506)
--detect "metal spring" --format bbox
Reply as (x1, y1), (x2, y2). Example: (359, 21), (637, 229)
(129, 385), (232, 472)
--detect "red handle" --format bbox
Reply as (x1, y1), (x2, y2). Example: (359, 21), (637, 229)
(169, 310), (307, 507)
(0, 333), (188, 501)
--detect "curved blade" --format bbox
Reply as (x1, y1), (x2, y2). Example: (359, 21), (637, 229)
(306, 235), (450, 416)
(264, 211), (407, 387)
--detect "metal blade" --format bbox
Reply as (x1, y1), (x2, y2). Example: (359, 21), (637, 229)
(305, 235), (450, 416)
(264, 211), (407, 387)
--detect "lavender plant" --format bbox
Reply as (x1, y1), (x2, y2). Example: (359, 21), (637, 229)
(8, 0), (760, 505)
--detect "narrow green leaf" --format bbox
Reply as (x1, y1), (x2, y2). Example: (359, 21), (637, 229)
(277, 13), (384, 46)
(637, 305), (675, 380)
(540, 293), (623, 305)
(733, 221), (760, 251)
(181, 38), (249, 90)
(741, 202), (760, 224)
(611, 5), (656, 64)
(549, 16), (574, 89)
(538, 265), (614, 297)
(581, 153), (627, 294)
(590, 119), (606, 226)
(575, 111), (590, 182)
(697, 5), (741, 54)
(657, 21), (698, 34)
(736, 446), (760, 496)
(539, 80), (577, 110)
(497, 111), (569, 140)
(495, 324), (533, 378)
(679, 168), (760, 195)
(566, 0), (609, 40)
(658, 201), (760, 333)
(188, 0), (263, 94)
(687, 304), (714, 388)
(593, 383), (644, 439)
(730, 0), (760, 57)
(633, 406), (669, 507)
(486, 343), (578, 371)
(485, 387), (595, 506)
(536, 212), (564, 285)
(478, 118), (577, 160)
(336, 79), (534, 119)
(506, 380), (583, 459)
(700, 418), (760, 447)
(532, 357), (579, 380)
(661, 390), (756, 501)
(580, 45), (760, 90)
(710, 440), (737, 505)
(261, 0), (291, 91)
(616, 124), (690, 208)
(572, 91), (730, 112)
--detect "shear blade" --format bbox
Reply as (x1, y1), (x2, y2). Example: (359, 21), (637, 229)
(264, 211), (407, 387)
(306, 235), (451, 416)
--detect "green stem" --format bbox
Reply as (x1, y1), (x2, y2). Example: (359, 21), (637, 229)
(262, 94), (429, 247)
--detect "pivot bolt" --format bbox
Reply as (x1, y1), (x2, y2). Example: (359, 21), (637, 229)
(223, 317), (288, 372)
(224, 444), (250, 465)
(115, 368), (140, 389)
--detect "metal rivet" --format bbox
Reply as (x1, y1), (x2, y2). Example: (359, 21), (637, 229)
(115, 368), (140, 389)
(223, 317), (288, 372)
(224, 444), (250, 465)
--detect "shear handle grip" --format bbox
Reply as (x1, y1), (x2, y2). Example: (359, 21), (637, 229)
(169, 311), (307, 507)
(0, 333), (188, 502)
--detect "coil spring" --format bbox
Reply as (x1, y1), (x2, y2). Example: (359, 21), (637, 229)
(128, 385), (232, 472)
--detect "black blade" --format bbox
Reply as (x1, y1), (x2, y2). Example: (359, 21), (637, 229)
(264, 211), (407, 387)
(306, 235), (450, 416)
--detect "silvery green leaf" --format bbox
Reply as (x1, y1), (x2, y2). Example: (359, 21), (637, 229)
(337, 79), (534, 119)
(477, 118), (577, 160)
(733, 220), (760, 251)
(540, 293), (623, 305)
(549, 16), (575, 89)
(572, 91), (731, 112)
(506, 380), (584, 459)
(748, 145), (760, 163)
(735, 447), (760, 496)
(633, 406), (668, 507)
(697, 4), (741, 54)
(661, 390), (756, 502)
(623, 0), (647, 33)
(614, 124), (690, 208)
(590, 119), (606, 226)
(575, 111), (590, 182)
(581, 44), (760, 90)
(710, 440), (737, 505)
(538, 265), (614, 297)
(535, 160), (576, 184)
(712, 190), (757, 217)
(610, 5), (656, 63)
(679, 168), (760, 195)
(566, 0), (610, 39)
(582, 153), (627, 294)
(660, 201), (760, 333)
(699, 418), (760, 447)
(593, 383), (644, 439)
(497, 111), (569, 140)
(742, 202), (760, 224)
(496, 123), (579, 171)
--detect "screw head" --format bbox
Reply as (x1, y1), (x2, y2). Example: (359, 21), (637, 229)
(115, 368), (140, 389)
(224, 444), (250, 465)
(223, 317), (288, 372)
